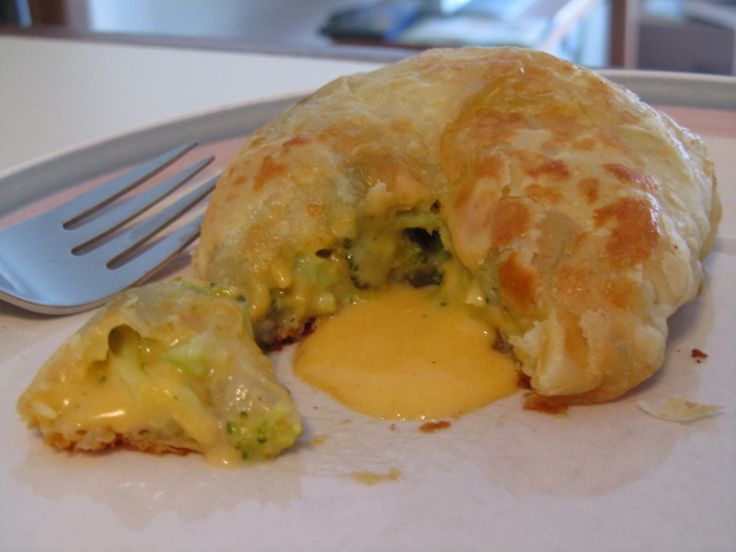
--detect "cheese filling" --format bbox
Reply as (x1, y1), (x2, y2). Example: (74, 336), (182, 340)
(294, 285), (519, 419)
(253, 208), (522, 419)
(26, 322), (301, 465)
(255, 208), (520, 346)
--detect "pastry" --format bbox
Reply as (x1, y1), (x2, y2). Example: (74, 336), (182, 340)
(195, 47), (720, 403)
(17, 279), (302, 464)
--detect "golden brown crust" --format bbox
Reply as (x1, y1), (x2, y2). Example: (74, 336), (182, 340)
(41, 430), (192, 457)
(196, 47), (719, 403)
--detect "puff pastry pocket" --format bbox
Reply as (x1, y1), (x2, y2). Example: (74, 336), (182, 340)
(195, 47), (720, 403)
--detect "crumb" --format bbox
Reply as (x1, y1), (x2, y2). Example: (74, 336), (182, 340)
(308, 434), (329, 446)
(419, 420), (451, 433)
(347, 468), (401, 486)
(517, 372), (532, 389)
(340, 419), (351, 424)
(312, 405), (319, 410)
(691, 348), (708, 363)
(638, 396), (721, 422)
(389, 423), (397, 431)
(522, 393), (569, 415)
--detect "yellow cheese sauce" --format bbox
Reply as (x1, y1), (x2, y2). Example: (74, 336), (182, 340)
(294, 285), (518, 420)
(33, 356), (241, 465)
(18, 281), (304, 467)
(27, 328), (243, 466)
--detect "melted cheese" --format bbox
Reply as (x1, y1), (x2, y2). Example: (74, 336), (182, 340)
(44, 370), (239, 465)
(30, 326), (241, 465)
(18, 279), (303, 466)
(294, 285), (518, 419)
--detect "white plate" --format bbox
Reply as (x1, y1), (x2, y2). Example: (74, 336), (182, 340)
(1, 77), (735, 552)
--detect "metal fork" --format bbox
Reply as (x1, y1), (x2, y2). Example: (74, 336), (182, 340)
(0, 143), (218, 315)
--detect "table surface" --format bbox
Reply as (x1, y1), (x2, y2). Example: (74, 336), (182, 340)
(0, 35), (379, 174)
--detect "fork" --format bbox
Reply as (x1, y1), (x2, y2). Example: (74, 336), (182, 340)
(0, 143), (218, 315)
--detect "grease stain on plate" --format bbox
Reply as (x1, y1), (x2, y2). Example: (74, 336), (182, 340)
(347, 468), (401, 486)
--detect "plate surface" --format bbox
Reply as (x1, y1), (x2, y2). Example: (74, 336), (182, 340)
(1, 86), (735, 552)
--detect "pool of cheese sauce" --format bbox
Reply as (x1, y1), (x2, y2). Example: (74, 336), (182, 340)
(294, 285), (518, 420)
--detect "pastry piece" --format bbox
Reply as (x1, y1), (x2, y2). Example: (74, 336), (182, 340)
(637, 397), (721, 422)
(195, 47), (719, 403)
(18, 279), (301, 464)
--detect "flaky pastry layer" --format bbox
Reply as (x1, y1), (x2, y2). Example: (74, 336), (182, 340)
(196, 47), (720, 403)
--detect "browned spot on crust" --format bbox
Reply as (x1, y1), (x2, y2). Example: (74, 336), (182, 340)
(389, 116), (417, 134)
(572, 137), (596, 151)
(523, 393), (569, 415)
(603, 277), (635, 309)
(524, 183), (562, 204)
(594, 197), (659, 266)
(307, 202), (324, 217)
(317, 124), (364, 153)
(490, 198), (531, 247)
(283, 133), (311, 148)
(499, 251), (536, 312)
(472, 111), (525, 145)
(419, 420), (451, 433)
(578, 177), (599, 203)
(254, 155), (287, 191)
(351, 144), (399, 188)
(474, 155), (504, 179)
(604, 163), (658, 192)
(526, 159), (570, 180)
(440, 110), (524, 181)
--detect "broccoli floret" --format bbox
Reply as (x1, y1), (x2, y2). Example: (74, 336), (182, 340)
(391, 228), (449, 287)
(226, 405), (301, 460)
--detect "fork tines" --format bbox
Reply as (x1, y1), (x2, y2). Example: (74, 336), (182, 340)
(0, 142), (220, 314)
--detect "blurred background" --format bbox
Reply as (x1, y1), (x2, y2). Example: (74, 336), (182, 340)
(1, 0), (734, 74)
